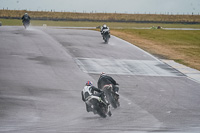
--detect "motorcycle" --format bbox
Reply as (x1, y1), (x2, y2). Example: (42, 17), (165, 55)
(102, 29), (110, 43)
(23, 19), (30, 29)
(85, 95), (111, 118)
(102, 84), (120, 109)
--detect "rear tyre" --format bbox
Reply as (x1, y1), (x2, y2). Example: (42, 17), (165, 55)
(94, 103), (107, 118)
(97, 107), (107, 118)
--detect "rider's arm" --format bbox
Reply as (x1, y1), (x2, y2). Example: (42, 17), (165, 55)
(91, 86), (102, 93)
(108, 76), (118, 85)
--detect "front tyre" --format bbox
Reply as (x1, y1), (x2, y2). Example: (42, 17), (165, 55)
(110, 95), (118, 108)
(104, 35), (109, 43)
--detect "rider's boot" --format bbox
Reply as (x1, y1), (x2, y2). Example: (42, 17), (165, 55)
(115, 91), (119, 97)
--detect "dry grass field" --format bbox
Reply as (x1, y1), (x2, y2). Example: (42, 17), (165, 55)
(111, 29), (200, 70)
(1, 9), (200, 23)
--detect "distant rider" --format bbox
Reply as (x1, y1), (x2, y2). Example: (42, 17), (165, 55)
(100, 24), (110, 35)
(21, 13), (31, 24)
(98, 72), (119, 95)
(81, 81), (108, 112)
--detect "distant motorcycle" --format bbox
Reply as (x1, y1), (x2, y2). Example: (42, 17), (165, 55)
(102, 29), (110, 43)
(102, 84), (120, 108)
(23, 20), (30, 29)
(85, 94), (111, 118)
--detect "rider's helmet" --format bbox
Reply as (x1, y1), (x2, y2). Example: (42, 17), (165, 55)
(103, 24), (107, 28)
(86, 81), (92, 86)
(25, 13), (28, 15)
(100, 72), (106, 76)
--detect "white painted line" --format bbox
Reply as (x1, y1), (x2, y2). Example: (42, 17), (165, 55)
(162, 60), (200, 84)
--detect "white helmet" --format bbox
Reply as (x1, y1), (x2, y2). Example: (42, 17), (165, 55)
(103, 24), (107, 28)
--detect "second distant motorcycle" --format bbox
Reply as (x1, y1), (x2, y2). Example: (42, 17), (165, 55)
(100, 24), (110, 43)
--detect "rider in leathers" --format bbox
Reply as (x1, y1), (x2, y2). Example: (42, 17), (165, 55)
(97, 72), (119, 95)
(100, 24), (110, 38)
(81, 81), (108, 112)
(21, 13), (31, 24)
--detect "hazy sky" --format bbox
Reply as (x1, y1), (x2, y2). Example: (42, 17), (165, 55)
(1, 0), (200, 14)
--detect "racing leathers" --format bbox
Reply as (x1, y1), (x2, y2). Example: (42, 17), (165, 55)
(21, 14), (31, 23)
(98, 74), (119, 94)
(100, 25), (110, 35)
(81, 85), (108, 112)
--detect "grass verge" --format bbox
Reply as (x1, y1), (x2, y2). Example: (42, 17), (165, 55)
(1, 19), (200, 28)
(111, 29), (200, 70)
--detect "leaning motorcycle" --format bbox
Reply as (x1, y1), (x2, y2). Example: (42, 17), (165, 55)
(102, 84), (120, 109)
(23, 19), (30, 29)
(85, 95), (111, 118)
(102, 29), (110, 43)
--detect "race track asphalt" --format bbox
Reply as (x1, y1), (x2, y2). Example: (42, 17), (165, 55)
(0, 26), (200, 133)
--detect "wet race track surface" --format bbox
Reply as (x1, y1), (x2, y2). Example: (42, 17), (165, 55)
(0, 26), (200, 133)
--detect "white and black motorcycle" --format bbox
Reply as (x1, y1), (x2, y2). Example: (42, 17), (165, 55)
(102, 84), (120, 109)
(102, 29), (110, 43)
(85, 95), (111, 118)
